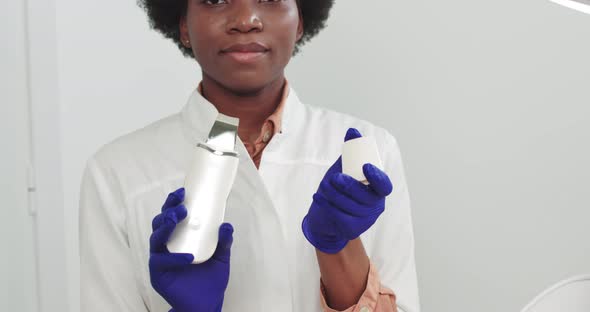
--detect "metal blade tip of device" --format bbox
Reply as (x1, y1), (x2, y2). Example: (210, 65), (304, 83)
(206, 114), (239, 152)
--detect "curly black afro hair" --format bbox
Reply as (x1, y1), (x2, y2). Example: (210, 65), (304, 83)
(137, 0), (334, 58)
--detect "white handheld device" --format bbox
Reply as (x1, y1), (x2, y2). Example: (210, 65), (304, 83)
(342, 136), (383, 184)
(167, 114), (240, 264)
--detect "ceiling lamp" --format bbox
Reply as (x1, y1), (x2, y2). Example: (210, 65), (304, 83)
(550, 0), (590, 14)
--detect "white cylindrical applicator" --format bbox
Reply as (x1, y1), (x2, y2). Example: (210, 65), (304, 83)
(342, 136), (384, 184)
(167, 114), (240, 264)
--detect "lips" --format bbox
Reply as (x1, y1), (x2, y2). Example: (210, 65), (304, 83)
(221, 42), (269, 53)
(220, 42), (269, 63)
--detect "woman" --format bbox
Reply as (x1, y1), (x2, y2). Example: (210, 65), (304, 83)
(79, 0), (420, 311)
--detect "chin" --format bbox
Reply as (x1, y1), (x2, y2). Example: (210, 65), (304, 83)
(220, 72), (281, 96)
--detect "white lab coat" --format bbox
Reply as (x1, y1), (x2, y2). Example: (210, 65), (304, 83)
(79, 87), (420, 312)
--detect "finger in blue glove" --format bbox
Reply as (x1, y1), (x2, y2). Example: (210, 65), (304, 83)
(149, 188), (234, 312)
(302, 128), (393, 254)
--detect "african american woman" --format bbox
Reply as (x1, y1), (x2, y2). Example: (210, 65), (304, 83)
(79, 1), (420, 311)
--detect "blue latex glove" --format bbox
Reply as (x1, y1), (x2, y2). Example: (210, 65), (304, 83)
(149, 187), (234, 312)
(302, 128), (394, 254)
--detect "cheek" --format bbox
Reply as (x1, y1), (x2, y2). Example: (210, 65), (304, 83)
(270, 15), (300, 58)
(190, 20), (224, 62)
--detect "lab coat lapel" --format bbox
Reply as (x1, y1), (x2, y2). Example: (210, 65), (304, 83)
(222, 138), (293, 310)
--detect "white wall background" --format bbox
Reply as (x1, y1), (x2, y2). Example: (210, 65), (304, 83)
(1, 1), (38, 311)
(12, 0), (590, 311)
(3, 0), (67, 311)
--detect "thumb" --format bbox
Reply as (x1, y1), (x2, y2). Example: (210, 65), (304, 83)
(211, 223), (234, 263)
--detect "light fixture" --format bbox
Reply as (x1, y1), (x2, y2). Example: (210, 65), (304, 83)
(550, 0), (590, 14)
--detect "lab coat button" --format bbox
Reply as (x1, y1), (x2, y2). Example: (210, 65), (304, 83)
(188, 218), (201, 230)
(359, 306), (370, 312)
(262, 131), (271, 143)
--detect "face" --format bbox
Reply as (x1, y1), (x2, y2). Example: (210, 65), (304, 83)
(180, 0), (303, 93)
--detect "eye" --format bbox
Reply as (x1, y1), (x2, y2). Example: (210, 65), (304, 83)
(202, 0), (228, 5)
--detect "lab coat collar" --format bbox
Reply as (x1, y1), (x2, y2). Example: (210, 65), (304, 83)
(280, 86), (305, 136)
(181, 88), (219, 144)
(180, 83), (305, 144)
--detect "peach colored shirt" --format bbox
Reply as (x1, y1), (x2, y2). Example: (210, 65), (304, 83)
(198, 82), (287, 169)
(199, 81), (397, 311)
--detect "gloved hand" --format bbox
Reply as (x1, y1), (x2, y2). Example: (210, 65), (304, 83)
(149, 187), (234, 312)
(302, 128), (394, 254)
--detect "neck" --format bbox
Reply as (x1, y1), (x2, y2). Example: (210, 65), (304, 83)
(200, 74), (286, 134)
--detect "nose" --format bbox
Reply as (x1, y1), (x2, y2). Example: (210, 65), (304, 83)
(226, 3), (263, 34)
